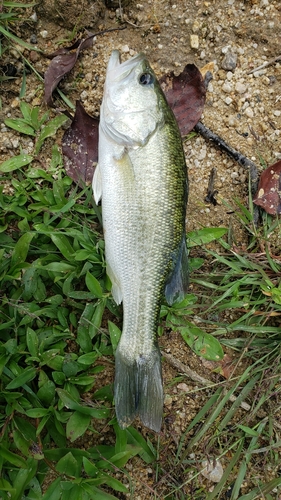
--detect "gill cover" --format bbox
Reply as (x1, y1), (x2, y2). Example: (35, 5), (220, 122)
(100, 50), (164, 148)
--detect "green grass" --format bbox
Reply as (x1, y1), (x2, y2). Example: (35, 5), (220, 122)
(0, 134), (158, 499)
(0, 2), (42, 60)
(1, 102), (281, 499)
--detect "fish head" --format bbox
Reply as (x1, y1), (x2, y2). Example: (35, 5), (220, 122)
(100, 50), (165, 148)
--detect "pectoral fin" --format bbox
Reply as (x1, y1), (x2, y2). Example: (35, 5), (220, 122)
(165, 235), (189, 305)
(92, 163), (102, 204)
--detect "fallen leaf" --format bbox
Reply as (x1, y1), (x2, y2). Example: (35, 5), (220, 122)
(253, 160), (281, 215)
(200, 61), (214, 80)
(44, 34), (94, 107)
(160, 63), (206, 136)
(62, 101), (98, 185)
(44, 27), (126, 107)
(201, 459), (224, 483)
(201, 353), (233, 379)
(176, 383), (190, 393)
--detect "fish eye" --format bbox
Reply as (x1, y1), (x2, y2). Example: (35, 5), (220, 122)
(139, 72), (154, 85)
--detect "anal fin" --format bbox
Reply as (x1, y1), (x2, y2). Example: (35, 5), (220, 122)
(165, 235), (189, 305)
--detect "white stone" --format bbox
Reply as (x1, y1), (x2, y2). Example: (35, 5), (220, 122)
(30, 12), (37, 22)
(121, 45), (130, 53)
(273, 110), (281, 117)
(221, 45), (231, 54)
(198, 147), (207, 160)
(190, 34), (199, 49)
(40, 30), (48, 38)
(80, 90), (88, 101)
(11, 139), (19, 149)
(225, 97), (233, 105)
(235, 82), (247, 94)
(245, 107), (254, 118)
(222, 82), (232, 93)
(192, 20), (200, 32)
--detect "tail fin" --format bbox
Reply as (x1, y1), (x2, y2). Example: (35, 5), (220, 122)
(114, 347), (163, 432)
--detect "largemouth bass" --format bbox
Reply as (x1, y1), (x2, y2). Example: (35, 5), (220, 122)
(93, 51), (188, 432)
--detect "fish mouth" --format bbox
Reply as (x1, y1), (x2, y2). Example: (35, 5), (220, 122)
(106, 50), (145, 82)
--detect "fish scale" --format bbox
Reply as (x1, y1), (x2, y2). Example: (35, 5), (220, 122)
(93, 50), (188, 431)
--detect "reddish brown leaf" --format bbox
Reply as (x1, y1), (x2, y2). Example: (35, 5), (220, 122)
(46, 37), (91, 58)
(62, 101), (98, 185)
(44, 35), (94, 107)
(253, 160), (281, 215)
(160, 64), (206, 136)
(201, 354), (233, 379)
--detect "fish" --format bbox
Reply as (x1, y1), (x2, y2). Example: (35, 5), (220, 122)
(92, 50), (188, 432)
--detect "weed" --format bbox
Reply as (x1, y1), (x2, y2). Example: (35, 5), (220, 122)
(0, 1), (41, 58)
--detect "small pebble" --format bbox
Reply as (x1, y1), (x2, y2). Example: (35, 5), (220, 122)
(164, 395), (173, 405)
(121, 45), (130, 53)
(225, 97), (233, 105)
(221, 45), (231, 54)
(30, 12), (37, 22)
(29, 51), (39, 63)
(273, 110), (281, 117)
(11, 98), (19, 108)
(190, 34), (199, 49)
(192, 20), (200, 32)
(39, 30), (48, 39)
(221, 51), (237, 71)
(11, 139), (19, 149)
(80, 90), (88, 101)
(245, 107), (254, 118)
(235, 82), (247, 94)
(222, 82), (232, 93)
(30, 34), (37, 44)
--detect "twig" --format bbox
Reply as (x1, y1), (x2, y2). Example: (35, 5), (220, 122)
(162, 350), (212, 386)
(247, 54), (281, 75)
(162, 350), (251, 411)
(194, 121), (259, 197)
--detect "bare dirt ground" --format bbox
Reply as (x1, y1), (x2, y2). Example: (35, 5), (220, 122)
(1, 0), (281, 498)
